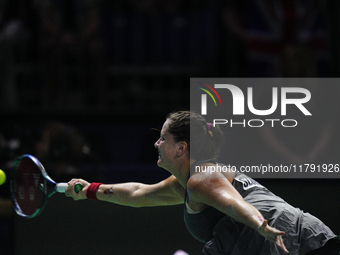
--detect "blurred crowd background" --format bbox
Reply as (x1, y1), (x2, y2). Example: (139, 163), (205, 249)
(1, 0), (339, 115)
(1, 0), (340, 254)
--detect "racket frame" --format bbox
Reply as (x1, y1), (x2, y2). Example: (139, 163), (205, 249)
(11, 154), (66, 218)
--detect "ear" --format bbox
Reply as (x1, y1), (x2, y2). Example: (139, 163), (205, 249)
(176, 141), (188, 157)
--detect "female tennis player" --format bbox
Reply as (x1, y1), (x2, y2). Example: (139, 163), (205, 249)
(65, 111), (339, 254)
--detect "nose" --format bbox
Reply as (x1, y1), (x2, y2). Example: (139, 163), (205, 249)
(154, 139), (160, 148)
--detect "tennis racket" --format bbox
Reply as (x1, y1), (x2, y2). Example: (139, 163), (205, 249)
(10, 154), (83, 218)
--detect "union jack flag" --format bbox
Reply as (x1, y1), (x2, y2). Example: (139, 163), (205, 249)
(225, 0), (330, 77)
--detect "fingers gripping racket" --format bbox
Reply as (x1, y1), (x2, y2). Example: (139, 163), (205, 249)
(10, 154), (83, 218)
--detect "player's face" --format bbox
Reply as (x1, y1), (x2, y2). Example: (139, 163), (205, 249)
(154, 119), (178, 170)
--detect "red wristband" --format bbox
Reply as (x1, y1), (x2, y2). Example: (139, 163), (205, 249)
(86, 183), (103, 200)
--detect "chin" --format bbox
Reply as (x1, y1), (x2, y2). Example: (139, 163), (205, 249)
(156, 159), (167, 170)
(156, 157), (162, 166)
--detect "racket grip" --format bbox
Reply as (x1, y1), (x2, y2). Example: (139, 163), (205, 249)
(74, 183), (83, 193)
(56, 182), (83, 193)
(56, 183), (68, 193)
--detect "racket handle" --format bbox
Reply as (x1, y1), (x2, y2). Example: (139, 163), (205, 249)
(56, 183), (68, 193)
(55, 183), (83, 193)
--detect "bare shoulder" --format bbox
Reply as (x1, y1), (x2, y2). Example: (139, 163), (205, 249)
(187, 163), (240, 204)
(187, 173), (230, 193)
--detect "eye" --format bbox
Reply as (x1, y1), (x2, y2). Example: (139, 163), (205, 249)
(160, 136), (165, 141)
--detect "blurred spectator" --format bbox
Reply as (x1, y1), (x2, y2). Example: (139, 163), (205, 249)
(0, 120), (94, 253)
(220, 0), (335, 167)
(34, 0), (106, 110)
(222, 0), (330, 77)
(105, 0), (220, 65)
(35, 121), (92, 182)
(219, 45), (338, 168)
(103, 0), (220, 113)
(253, 46), (337, 165)
(0, 0), (38, 111)
(0, 125), (37, 168)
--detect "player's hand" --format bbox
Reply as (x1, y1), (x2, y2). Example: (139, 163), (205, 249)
(65, 179), (90, 200)
(258, 220), (289, 253)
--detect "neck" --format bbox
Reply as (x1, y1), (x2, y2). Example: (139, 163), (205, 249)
(168, 159), (191, 188)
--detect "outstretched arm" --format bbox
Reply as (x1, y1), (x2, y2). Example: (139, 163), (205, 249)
(187, 176), (289, 253)
(65, 175), (185, 207)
